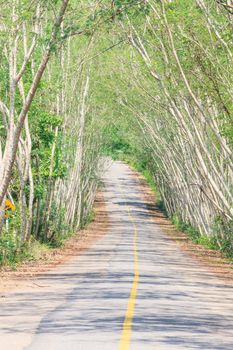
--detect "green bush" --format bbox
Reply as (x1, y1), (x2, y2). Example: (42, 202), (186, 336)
(0, 233), (17, 266)
(211, 217), (233, 258)
(0, 233), (34, 266)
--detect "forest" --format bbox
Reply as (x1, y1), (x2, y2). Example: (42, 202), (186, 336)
(0, 0), (232, 265)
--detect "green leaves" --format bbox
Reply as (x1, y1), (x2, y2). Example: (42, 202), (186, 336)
(30, 111), (65, 180)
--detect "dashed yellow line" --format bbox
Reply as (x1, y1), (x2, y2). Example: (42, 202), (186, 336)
(119, 200), (139, 350)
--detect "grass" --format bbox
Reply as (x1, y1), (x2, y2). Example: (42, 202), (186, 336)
(170, 212), (233, 259)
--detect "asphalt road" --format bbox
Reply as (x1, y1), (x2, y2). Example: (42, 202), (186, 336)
(1, 161), (233, 350)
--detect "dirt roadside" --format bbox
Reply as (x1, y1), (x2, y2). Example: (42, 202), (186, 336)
(131, 168), (233, 284)
(0, 191), (109, 293)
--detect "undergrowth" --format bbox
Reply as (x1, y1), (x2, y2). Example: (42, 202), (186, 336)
(0, 234), (49, 268)
(172, 215), (233, 259)
(0, 208), (96, 268)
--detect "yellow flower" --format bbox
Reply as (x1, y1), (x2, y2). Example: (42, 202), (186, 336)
(5, 199), (16, 218)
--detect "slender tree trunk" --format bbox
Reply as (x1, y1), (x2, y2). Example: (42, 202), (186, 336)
(0, 0), (70, 225)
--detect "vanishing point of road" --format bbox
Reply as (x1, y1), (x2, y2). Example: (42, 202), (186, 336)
(1, 161), (233, 349)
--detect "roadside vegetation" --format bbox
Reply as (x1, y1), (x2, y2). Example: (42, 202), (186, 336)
(0, 0), (232, 266)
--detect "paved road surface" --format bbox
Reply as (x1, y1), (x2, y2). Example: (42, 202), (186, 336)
(1, 161), (233, 349)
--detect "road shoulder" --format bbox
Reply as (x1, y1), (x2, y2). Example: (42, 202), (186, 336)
(0, 191), (109, 293)
(129, 166), (233, 285)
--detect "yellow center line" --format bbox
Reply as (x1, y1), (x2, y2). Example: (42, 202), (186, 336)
(119, 192), (139, 350)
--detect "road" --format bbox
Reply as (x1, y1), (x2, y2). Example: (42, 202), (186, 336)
(1, 161), (233, 350)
